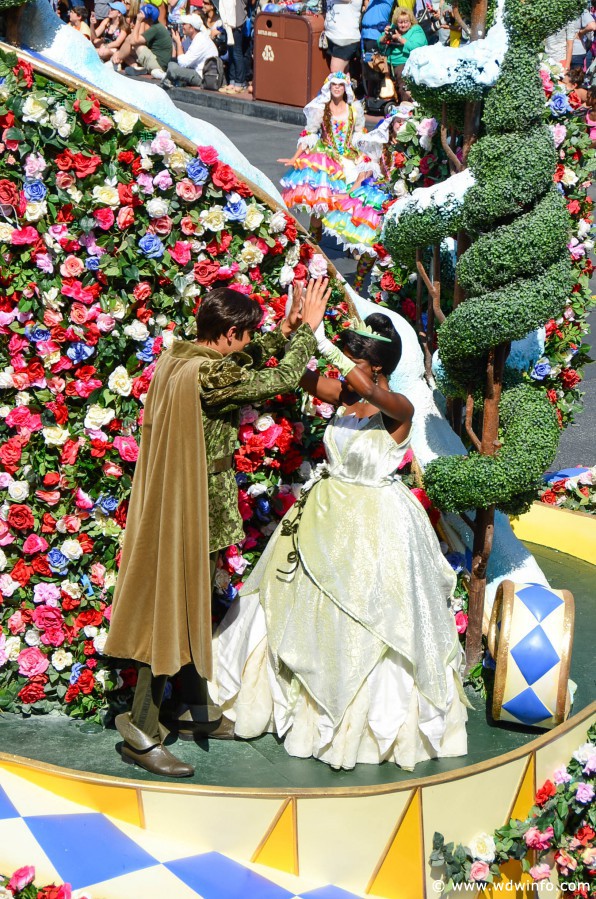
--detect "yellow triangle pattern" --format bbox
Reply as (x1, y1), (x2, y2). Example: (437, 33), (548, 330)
(479, 859), (534, 898)
(366, 790), (423, 899)
(251, 797), (298, 875)
(508, 754), (535, 824)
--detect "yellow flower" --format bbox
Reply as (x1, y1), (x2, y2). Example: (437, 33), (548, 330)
(239, 243), (265, 268)
(92, 185), (120, 207)
(0, 224), (14, 242)
(22, 95), (49, 124)
(24, 201), (47, 222)
(168, 147), (191, 174)
(113, 109), (139, 134)
(200, 207), (226, 231)
(42, 426), (70, 446)
(244, 205), (265, 230)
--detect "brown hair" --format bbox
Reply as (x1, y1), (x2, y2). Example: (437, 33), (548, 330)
(196, 287), (263, 342)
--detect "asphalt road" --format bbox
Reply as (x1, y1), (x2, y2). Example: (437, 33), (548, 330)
(178, 102), (595, 469)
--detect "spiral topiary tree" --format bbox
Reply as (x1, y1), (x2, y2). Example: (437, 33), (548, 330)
(384, 0), (585, 667)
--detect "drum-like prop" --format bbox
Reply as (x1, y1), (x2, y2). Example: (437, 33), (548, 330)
(488, 581), (574, 729)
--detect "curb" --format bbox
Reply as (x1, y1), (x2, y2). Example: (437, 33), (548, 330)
(168, 84), (306, 126)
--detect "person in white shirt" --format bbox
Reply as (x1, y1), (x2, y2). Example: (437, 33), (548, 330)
(545, 13), (591, 71)
(324, 0), (363, 74)
(163, 13), (219, 86)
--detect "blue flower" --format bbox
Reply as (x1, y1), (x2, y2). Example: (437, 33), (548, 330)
(48, 548), (69, 572)
(482, 652), (496, 671)
(223, 193), (248, 222)
(136, 337), (155, 363)
(138, 233), (164, 259)
(23, 180), (47, 202)
(235, 473), (249, 487)
(98, 494), (118, 514)
(445, 551), (466, 573)
(224, 583), (238, 602)
(67, 342), (95, 364)
(85, 256), (100, 271)
(26, 325), (51, 343)
(530, 359), (552, 381)
(255, 497), (271, 522)
(70, 662), (84, 685)
(186, 158), (209, 185)
(550, 92), (572, 117)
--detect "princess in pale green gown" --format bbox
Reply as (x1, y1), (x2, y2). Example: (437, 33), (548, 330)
(210, 313), (468, 771)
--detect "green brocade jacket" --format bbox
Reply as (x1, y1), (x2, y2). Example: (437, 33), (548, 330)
(197, 323), (317, 552)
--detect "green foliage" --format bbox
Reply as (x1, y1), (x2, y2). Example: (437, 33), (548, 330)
(483, 46), (544, 134)
(504, 0), (586, 49)
(423, 385), (560, 514)
(439, 258), (573, 373)
(456, 188), (571, 296)
(383, 199), (463, 258)
(463, 127), (556, 230)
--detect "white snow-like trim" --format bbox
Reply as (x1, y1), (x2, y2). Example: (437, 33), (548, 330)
(383, 168), (475, 235)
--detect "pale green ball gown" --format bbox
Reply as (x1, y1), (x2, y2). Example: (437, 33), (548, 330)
(210, 411), (469, 770)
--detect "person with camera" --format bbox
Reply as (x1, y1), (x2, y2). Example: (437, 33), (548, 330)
(160, 13), (221, 88)
(378, 5), (427, 101)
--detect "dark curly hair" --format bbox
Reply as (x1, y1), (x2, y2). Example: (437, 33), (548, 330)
(339, 313), (402, 375)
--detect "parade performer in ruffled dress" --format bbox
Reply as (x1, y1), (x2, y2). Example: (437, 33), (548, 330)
(278, 72), (366, 244)
(210, 313), (469, 771)
(323, 104), (415, 290)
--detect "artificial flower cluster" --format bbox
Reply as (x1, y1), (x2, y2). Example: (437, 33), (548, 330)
(430, 722), (596, 895)
(540, 465), (596, 514)
(0, 51), (350, 718)
(0, 865), (86, 899)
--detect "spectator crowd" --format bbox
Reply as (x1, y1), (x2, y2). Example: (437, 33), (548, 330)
(8, 0), (596, 106)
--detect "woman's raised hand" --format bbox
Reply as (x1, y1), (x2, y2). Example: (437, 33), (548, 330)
(301, 277), (331, 333)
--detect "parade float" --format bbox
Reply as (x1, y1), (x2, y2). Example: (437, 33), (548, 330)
(0, 0), (592, 897)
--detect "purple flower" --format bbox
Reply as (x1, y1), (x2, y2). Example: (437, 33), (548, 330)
(550, 92), (572, 117)
(35, 252), (54, 273)
(575, 782), (595, 804)
(138, 233), (164, 259)
(531, 359), (552, 381)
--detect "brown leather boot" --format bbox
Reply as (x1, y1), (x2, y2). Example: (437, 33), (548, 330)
(161, 704), (236, 741)
(115, 712), (195, 777)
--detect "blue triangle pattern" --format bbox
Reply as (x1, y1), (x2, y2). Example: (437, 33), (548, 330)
(24, 813), (156, 889)
(510, 625), (560, 685)
(502, 687), (552, 725)
(516, 584), (563, 623)
(166, 852), (294, 899)
(299, 888), (363, 898)
(0, 784), (19, 820)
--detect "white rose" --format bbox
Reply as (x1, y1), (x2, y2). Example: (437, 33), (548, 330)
(200, 207), (226, 231)
(22, 95), (50, 124)
(24, 627), (41, 646)
(110, 298), (127, 320)
(43, 287), (60, 306)
(93, 629), (108, 654)
(278, 265), (295, 288)
(0, 223), (14, 242)
(393, 179), (408, 198)
(95, 669), (109, 691)
(114, 109), (139, 134)
(61, 580), (82, 599)
(108, 366), (133, 396)
(104, 571), (117, 589)
(255, 414), (275, 432)
(244, 205), (265, 230)
(8, 481), (30, 501)
(124, 321), (150, 341)
(51, 649), (73, 671)
(0, 574), (20, 597)
(84, 404), (115, 430)
(25, 201), (47, 222)
(560, 167), (578, 187)
(50, 106), (72, 139)
(0, 407), (9, 418)
(5, 636), (21, 661)
(92, 185), (120, 207)
(61, 538), (83, 561)
(15, 392), (31, 406)
(0, 367), (14, 389)
(146, 197), (169, 218)
(83, 625), (98, 639)
(469, 833), (496, 863)
(308, 255), (328, 279)
(42, 426), (70, 446)
(573, 742), (596, 765)
(269, 210), (287, 233)
(278, 233), (288, 247)
(286, 243), (300, 266)
(162, 330), (175, 349)
(577, 219), (591, 240)
(67, 187), (83, 203)
(155, 314), (168, 327)
(0, 548), (6, 571)
(240, 244), (264, 268)
(247, 483), (268, 497)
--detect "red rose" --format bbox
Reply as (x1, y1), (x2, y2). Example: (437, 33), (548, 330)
(77, 669), (96, 695)
(194, 260), (220, 286)
(60, 438), (81, 466)
(118, 150), (136, 165)
(32, 556), (53, 577)
(567, 199), (581, 216)
(211, 161), (238, 191)
(78, 533), (94, 554)
(43, 472), (61, 487)
(393, 152), (406, 168)
(71, 152), (102, 178)
(41, 513), (57, 533)
(293, 263), (308, 282)
(115, 500), (129, 528)
(11, 559), (33, 586)
(93, 207), (115, 230)
(18, 680), (47, 705)
(284, 218), (297, 242)
(13, 59), (34, 87)
(36, 885), (72, 899)
(7, 504), (35, 531)
(0, 436), (24, 470)
(380, 272), (400, 292)
(541, 490), (559, 505)
(576, 825), (595, 846)
(73, 96), (101, 124)
(535, 779), (557, 806)
(55, 150), (74, 171)
(198, 145), (219, 165)
(280, 446), (303, 474)
(401, 298), (417, 321)
(560, 368), (581, 390)
(118, 182), (135, 206)
(75, 609), (103, 629)
(0, 179), (19, 207)
(64, 684), (80, 703)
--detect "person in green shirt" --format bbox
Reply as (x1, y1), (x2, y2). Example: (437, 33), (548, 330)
(378, 6), (428, 101)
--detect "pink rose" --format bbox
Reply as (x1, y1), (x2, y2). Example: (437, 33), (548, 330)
(260, 424), (283, 449)
(40, 625), (66, 647)
(454, 611), (468, 634)
(198, 145), (219, 165)
(529, 863), (551, 882)
(116, 206), (135, 229)
(168, 241), (192, 266)
(22, 533), (49, 554)
(113, 435), (139, 463)
(524, 826), (554, 850)
(55, 171), (75, 189)
(97, 313), (116, 333)
(8, 866), (35, 893)
(469, 861), (490, 882)
(11, 226), (39, 245)
(8, 610), (26, 634)
(150, 214), (173, 236)
(176, 179), (201, 202)
(555, 849), (577, 876)
(153, 169), (173, 190)
(150, 130), (176, 156)
(59, 254), (85, 278)
(32, 605), (63, 631)
(33, 582), (61, 604)
(90, 562), (106, 586)
(75, 488), (95, 510)
(103, 461), (123, 478)
(93, 114), (113, 133)
(17, 646), (49, 677)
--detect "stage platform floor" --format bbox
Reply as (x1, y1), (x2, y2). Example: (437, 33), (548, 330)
(0, 544), (593, 790)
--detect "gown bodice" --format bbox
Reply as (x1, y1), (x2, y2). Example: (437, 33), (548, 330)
(324, 411), (411, 487)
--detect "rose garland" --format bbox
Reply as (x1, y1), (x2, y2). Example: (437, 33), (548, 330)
(540, 466), (596, 514)
(430, 722), (596, 894)
(0, 867), (76, 899)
